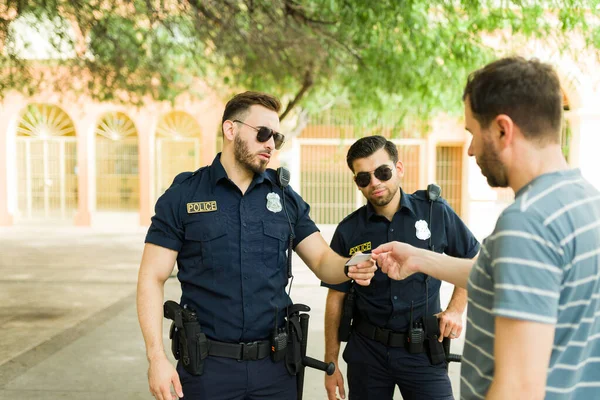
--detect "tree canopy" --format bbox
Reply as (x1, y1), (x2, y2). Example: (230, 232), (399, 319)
(1, 1), (599, 127)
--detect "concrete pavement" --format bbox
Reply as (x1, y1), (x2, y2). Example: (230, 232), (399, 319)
(0, 225), (464, 399)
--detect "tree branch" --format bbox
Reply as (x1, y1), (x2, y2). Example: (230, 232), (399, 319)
(279, 68), (313, 121)
(284, 0), (337, 25)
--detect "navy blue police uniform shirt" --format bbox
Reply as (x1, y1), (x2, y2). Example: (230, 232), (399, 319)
(145, 154), (319, 343)
(322, 189), (480, 332)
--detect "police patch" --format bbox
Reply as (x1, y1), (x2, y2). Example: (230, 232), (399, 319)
(187, 201), (217, 214)
(266, 192), (283, 213)
(349, 241), (371, 256)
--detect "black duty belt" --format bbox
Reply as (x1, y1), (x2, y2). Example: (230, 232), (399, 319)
(354, 319), (410, 348)
(207, 339), (270, 361)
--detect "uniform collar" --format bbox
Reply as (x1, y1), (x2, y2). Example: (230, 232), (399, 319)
(209, 153), (228, 187)
(366, 187), (417, 220)
(209, 153), (272, 188)
(399, 188), (418, 217)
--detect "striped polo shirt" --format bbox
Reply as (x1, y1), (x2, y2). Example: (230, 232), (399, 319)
(462, 169), (600, 399)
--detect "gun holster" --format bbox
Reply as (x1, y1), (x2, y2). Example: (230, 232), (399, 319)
(283, 303), (336, 400)
(169, 322), (181, 360)
(284, 304), (310, 376)
(338, 285), (356, 342)
(423, 315), (446, 365)
(164, 301), (209, 376)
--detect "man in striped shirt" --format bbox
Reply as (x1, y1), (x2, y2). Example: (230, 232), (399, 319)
(371, 57), (600, 399)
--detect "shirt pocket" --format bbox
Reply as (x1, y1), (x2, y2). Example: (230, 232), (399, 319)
(185, 218), (229, 271)
(395, 274), (428, 311)
(262, 220), (289, 275)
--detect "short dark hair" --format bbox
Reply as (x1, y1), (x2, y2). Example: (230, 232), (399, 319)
(222, 91), (281, 126)
(346, 135), (398, 172)
(462, 57), (563, 144)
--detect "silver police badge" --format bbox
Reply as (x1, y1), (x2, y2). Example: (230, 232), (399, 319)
(266, 192), (283, 213)
(415, 220), (431, 240)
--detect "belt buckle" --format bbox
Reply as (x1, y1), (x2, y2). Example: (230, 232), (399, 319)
(374, 327), (390, 346)
(240, 341), (259, 361)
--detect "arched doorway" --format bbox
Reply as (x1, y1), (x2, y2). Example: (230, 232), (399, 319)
(95, 112), (139, 210)
(15, 103), (77, 220)
(155, 111), (201, 197)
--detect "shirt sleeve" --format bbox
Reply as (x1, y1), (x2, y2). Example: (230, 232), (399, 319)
(145, 184), (185, 252)
(320, 225), (352, 293)
(286, 186), (320, 248)
(442, 200), (480, 259)
(490, 210), (563, 324)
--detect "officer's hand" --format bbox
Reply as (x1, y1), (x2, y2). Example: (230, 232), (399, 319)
(371, 241), (421, 281)
(148, 356), (183, 400)
(346, 258), (377, 286)
(435, 308), (464, 342)
(325, 362), (346, 400)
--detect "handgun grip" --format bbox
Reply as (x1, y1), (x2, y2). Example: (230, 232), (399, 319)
(164, 300), (184, 327)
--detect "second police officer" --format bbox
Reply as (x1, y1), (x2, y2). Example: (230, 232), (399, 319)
(322, 135), (480, 400)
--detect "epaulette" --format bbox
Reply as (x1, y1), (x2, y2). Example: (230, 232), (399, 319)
(173, 166), (206, 185)
(338, 206), (365, 225)
(172, 172), (193, 185)
(411, 189), (429, 202)
(191, 166), (207, 176)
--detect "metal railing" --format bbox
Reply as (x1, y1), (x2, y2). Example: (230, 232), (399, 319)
(435, 145), (464, 216)
(16, 137), (78, 219)
(95, 112), (139, 211)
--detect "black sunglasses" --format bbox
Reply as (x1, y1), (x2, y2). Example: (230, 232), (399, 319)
(354, 165), (394, 188)
(233, 120), (286, 150)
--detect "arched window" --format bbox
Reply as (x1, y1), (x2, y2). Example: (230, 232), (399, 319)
(95, 112), (139, 210)
(16, 104), (77, 220)
(155, 111), (202, 197)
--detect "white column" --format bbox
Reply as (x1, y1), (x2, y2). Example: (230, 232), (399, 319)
(287, 137), (302, 194)
(570, 109), (600, 190)
(0, 95), (28, 226)
(25, 140), (32, 219)
(73, 115), (96, 226)
(43, 140), (49, 217)
(59, 140), (66, 218)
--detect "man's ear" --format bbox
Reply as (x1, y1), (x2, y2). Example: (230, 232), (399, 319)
(222, 120), (236, 142)
(495, 115), (514, 149)
(395, 160), (404, 178)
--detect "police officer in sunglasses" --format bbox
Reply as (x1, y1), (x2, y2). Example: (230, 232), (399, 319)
(137, 91), (377, 400)
(321, 135), (480, 400)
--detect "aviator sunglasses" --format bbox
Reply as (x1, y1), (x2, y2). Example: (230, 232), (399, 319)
(233, 120), (286, 150)
(354, 165), (394, 188)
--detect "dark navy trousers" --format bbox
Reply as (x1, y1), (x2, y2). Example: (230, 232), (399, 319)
(177, 356), (296, 399)
(343, 331), (454, 400)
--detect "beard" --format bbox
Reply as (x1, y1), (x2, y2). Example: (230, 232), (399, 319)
(234, 134), (269, 174)
(368, 183), (400, 207)
(478, 138), (508, 188)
